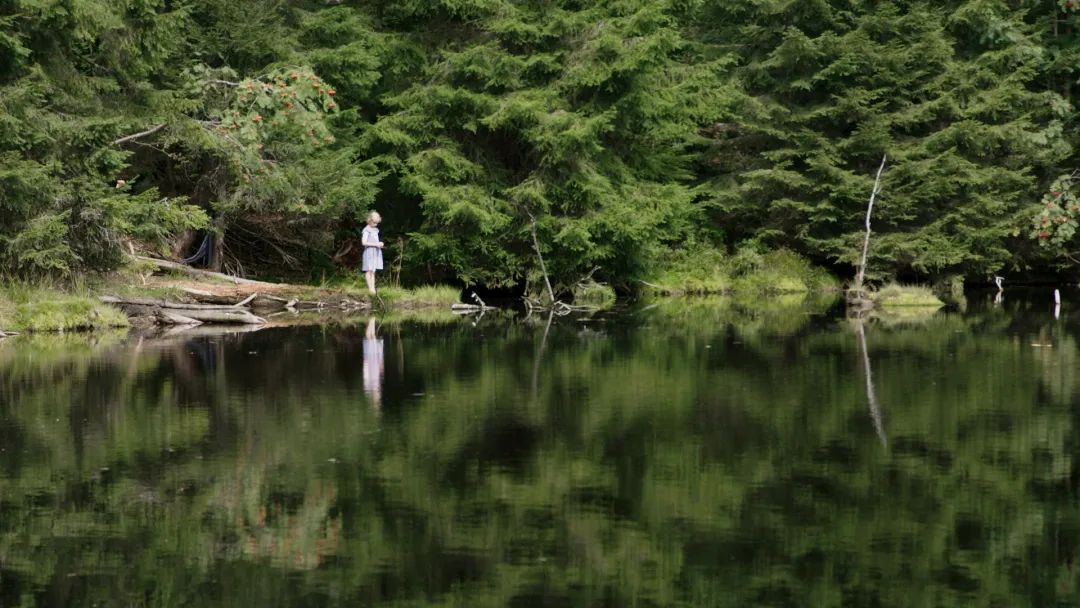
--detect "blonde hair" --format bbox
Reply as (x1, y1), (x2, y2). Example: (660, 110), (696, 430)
(366, 211), (381, 223)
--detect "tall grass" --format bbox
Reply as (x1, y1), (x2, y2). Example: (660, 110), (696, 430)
(646, 246), (838, 296)
(870, 283), (943, 307)
(375, 285), (461, 309)
(0, 283), (129, 332)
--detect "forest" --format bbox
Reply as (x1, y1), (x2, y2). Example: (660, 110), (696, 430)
(3, 0), (1080, 293)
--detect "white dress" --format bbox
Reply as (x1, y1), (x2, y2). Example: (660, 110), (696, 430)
(361, 226), (383, 271)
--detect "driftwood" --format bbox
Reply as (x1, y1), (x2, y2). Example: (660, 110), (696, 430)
(133, 255), (269, 286)
(100, 295), (254, 310)
(181, 287), (219, 299)
(451, 303), (496, 313)
(156, 310), (202, 325)
(452, 292), (497, 313)
(101, 295), (266, 325)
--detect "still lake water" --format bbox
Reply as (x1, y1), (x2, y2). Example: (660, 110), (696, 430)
(2, 291), (1079, 607)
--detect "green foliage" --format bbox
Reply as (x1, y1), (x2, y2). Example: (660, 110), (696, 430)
(700, 0), (1070, 279)
(871, 283), (945, 308)
(375, 284), (462, 308)
(6, 0), (1080, 286)
(0, 286), (129, 332)
(1028, 173), (1080, 250)
(729, 247), (839, 294)
(362, 0), (732, 287)
(648, 245), (837, 295)
(649, 244), (728, 294)
(572, 279), (617, 306)
(0, 0), (208, 277)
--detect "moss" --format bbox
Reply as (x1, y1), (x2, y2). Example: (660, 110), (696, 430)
(871, 283), (944, 308)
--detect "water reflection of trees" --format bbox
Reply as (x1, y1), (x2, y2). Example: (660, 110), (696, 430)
(0, 299), (1078, 606)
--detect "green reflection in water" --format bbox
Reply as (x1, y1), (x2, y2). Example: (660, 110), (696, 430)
(1, 292), (1078, 607)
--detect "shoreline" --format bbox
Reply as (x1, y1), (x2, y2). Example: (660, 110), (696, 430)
(0, 266), (461, 336)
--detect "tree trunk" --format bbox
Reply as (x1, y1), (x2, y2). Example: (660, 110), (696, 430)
(100, 295), (256, 310)
(209, 220), (225, 272)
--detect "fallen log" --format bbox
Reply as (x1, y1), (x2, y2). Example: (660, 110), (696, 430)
(156, 309), (202, 326)
(180, 287), (215, 297)
(250, 294), (295, 310)
(451, 303), (496, 312)
(164, 308), (265, 324)
(101, 296), (266, 325)
(132, 255), (269, 286)
(100, 295), (251, 311)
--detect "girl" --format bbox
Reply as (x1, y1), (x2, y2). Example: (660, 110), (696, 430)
(361, 211), (384, 294)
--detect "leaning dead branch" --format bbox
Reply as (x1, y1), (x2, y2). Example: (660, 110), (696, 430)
(849, 153), (887, 308)
(112, 124), (166, 146)
(523, 213), (601, 315)
(528, 212), (557, 306)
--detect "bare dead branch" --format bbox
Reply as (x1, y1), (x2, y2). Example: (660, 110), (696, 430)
(112, 123), (166, 146)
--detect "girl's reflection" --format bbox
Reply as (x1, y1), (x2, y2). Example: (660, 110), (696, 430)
(363, 318), (384, 410)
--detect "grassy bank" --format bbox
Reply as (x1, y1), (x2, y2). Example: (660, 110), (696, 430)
(1, 266), (464, 333)
(870, 283), (944, 308)
(0, 285), (129, 333)
(371, 285), (461, 309)
(645, 247), (838, 296)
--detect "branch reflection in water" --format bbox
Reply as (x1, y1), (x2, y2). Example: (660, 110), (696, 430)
(854, 319), (886, 448)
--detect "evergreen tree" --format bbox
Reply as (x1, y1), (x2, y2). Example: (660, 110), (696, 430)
(361, 0), (731, 290)
(699, 0), (1069, 280)
(0, 0), (207, 275)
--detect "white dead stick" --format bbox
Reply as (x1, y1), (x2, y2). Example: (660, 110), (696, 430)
(528, 213), (556, 306)
(854, 154), (888, 295)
